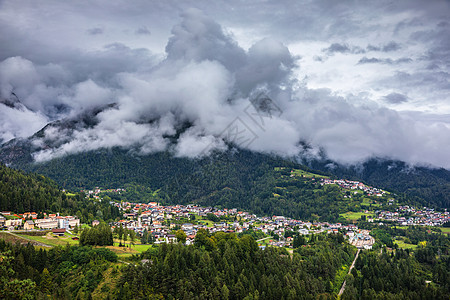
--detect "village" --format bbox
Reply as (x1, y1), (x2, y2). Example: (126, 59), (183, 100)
(320, 178), (388, 197)
(0, 201), (375, 249)
(0, 185), (448, 250)
(375, 205), (449, 227)
(111, 201), (376, 248)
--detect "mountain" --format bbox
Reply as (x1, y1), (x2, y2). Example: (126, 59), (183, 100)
(1, 105), (449, 215)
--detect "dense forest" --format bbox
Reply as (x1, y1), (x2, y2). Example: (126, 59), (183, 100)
(117, 231), (355, 299)
(0, 226), (449, 299)
(0, 240), (118, 299)
(118, 229), (450, 300)
(0, 163), (120, 223)
(0, 163), (64, 213)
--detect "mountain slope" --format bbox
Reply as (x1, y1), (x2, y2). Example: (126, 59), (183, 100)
(306, 158), (450, 208)
(0, 163), (65, 212)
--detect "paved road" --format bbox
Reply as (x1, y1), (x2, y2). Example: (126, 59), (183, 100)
(338, 248), (361, 297)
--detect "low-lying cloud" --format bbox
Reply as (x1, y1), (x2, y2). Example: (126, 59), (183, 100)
(1, 7), (450, 169)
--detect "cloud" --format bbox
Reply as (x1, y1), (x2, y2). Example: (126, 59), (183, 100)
(367, 41), (402, 52)
(135, 26), (151, 35)
(324, 43), (350, 54)
(0, 2), (450, 169)
(384, 92), (408, 104)
(323, 43), (365, 55)
(165, 8), (246, 72)
(87, 27), (104, 35)
(357, 57), (412, 65)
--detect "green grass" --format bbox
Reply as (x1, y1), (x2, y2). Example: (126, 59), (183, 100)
(339, 212), (373, 221)
(395, 239), (417, 250)
(129, 244), (155, 253)
(17, 233), (79, 246)
(4, 215), (20, 220)
(198, 219), (215, 227)
(111, 241), (155, 253)
(274, 167), (329, 178)
(291, 169), (329, 178)
(439, 227), (450, 234)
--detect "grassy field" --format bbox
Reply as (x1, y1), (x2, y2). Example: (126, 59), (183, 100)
(395, 239), (417, 250)
(198, 219), (215, 227)
(109, 240), (155, 254)
(17, 232), (79, 247)
(361, 197), (381, 207)
(274, 167), (329, 178)
(1, 231), (40, 245)
(291, 169), (329, 178)
(439, 227), (450, 234)
(339, 211), (373, 221)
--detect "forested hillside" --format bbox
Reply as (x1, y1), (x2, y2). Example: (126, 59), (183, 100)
(0, 163), (64, 213)
(0, 163), (120, 222)
(118, 231), (356, 299)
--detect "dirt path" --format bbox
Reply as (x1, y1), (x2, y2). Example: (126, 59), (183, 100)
(338, 248), (360, 298)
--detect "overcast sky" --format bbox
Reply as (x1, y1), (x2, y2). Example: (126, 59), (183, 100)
(0, 0), (449, 168)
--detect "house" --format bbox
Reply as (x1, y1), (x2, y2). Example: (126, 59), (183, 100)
(5, 218), (22, 228)
(58, 218), (69, 230)
(298, 228), (309, 235)
(166, 234), (177, 243)
(24, 220), (34, 230)
(0, 215), (5, 226)
(181, 223), (194, 231)
(52, 228), (66, 236)
(35, 219), (58, 229)
(92, 220), (100, 226)
(67, 217), (80, 228)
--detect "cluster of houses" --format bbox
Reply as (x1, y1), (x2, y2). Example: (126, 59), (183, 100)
(110, 202), (373, 248)
(81, 187), (126, 200)
(0, 211), (80, 231)
(375, 206), (449, 226)
(320, 178), (387, 197)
